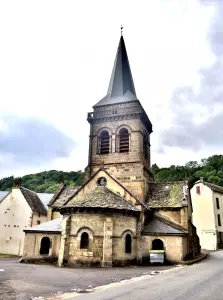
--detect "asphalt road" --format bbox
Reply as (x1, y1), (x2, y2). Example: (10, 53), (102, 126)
(0, 258), (172, 299)
(74, 251), (223, 300)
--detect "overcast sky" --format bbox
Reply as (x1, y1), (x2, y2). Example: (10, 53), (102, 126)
(0, 0), (221, 178)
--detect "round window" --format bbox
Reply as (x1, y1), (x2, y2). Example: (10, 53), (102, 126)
(97, 177), (107, 186)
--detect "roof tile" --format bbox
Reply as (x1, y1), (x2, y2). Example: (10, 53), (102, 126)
(64, 186), (139, 212)
(20, 187), (47, 215)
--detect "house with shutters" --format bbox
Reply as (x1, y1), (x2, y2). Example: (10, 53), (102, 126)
(191, 178), (223, 250)
(22, 32), (200, 267)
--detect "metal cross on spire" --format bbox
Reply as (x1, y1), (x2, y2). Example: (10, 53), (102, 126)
(121, 25), (123, 36)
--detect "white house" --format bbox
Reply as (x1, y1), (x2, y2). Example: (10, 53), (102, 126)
(0, 184), (48, 255)
(190, 178), (223, 250)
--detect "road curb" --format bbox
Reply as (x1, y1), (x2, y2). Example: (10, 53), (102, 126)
(45, 266), (182, 299)
(180, 253), (209, 266)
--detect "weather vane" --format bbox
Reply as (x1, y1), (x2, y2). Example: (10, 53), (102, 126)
(121, 25), (123, 36)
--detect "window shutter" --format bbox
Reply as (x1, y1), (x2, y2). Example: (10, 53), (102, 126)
(196, 186), (200, 195)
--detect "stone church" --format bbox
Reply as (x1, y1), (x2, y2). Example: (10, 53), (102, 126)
(22, 33), (200, 267)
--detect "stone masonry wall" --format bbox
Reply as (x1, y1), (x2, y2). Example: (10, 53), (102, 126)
(141, 235), (187, 263)
(67, 212), (137, 266)
(23, 232), (61, 260)
(86, 102), (153, 200)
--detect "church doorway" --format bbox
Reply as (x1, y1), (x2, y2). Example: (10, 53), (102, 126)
(40, 237), (50, 255)
(152, 239), (164, 250)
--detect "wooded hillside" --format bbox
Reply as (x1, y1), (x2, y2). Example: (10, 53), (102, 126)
(0, 155), (222, 193)
(152, 154), (223, 188)
(0, 170), (85, 193)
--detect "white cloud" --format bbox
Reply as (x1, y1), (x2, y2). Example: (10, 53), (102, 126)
(0, 0), (216, 177)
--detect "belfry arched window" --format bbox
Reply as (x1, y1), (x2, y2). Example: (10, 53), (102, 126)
(99, 130), (110, 154)
(80, 232), (89, 249)
(118, 128), (130, 153)
(143, 133), (148, 159)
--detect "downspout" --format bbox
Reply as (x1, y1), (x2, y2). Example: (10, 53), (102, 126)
(211, 191), (218, 250)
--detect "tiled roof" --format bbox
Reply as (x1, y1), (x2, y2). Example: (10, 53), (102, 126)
(63, 186), (140, 212)
(203, 181), (223, 194)
(65, 168), (148, 210)
(24, 217), (62, 233)
(20, 187), (47, 215)
(143, 216), (187, 235)
(48, 185), (80, 208)
(94, 36), (137, 107)
(148, 181), (188, 208)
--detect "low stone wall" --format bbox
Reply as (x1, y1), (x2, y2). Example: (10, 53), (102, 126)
(20, 256), (58, 265)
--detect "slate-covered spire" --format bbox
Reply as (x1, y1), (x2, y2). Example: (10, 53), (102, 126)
(94, 35), (138, 107)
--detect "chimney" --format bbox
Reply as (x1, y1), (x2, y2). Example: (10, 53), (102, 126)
(200, 177), (204, 183)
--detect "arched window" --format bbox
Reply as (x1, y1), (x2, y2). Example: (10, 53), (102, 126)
(99, 130), (110, 154)
(143, 133), (148, 159)
(80, 232), (89, 249)
(40, 237), (50, 255)
(119, 128), (129, 153)
(152, 239), (164, 250)
(125, 234), (132, 254)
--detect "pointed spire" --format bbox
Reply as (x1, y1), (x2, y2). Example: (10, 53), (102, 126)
(94, 33), (137, 107)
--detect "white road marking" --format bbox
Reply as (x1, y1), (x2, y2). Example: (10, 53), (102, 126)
(0, 269), (4, 272)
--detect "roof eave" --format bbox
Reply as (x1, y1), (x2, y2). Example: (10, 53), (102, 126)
(24, 230), (61, 234)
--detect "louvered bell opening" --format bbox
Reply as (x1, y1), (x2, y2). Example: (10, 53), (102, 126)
(119, 128), (129, 153)
(100, 131), (110, 154)
(143, 134), (148, 159)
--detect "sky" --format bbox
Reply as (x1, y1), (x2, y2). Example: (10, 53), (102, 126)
(0, 0), (222, 178)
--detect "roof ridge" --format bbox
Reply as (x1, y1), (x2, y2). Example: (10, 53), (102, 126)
(48, 183), (66, 206)
(20, 186), (37, 194)
(63, 185), (139, 212)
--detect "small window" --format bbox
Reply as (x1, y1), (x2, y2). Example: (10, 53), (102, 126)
(97, 177), (107, 186)
(80, 232), (89, 249)
(125, 234), (132, 254)
(218, 214), (221, 227)
(216, 198), (220, 209)
(196, 186), (200, 195)
(37, 220), (41, 225)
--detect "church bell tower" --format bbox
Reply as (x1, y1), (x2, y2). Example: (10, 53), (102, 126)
(85, 32), (153, 200)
